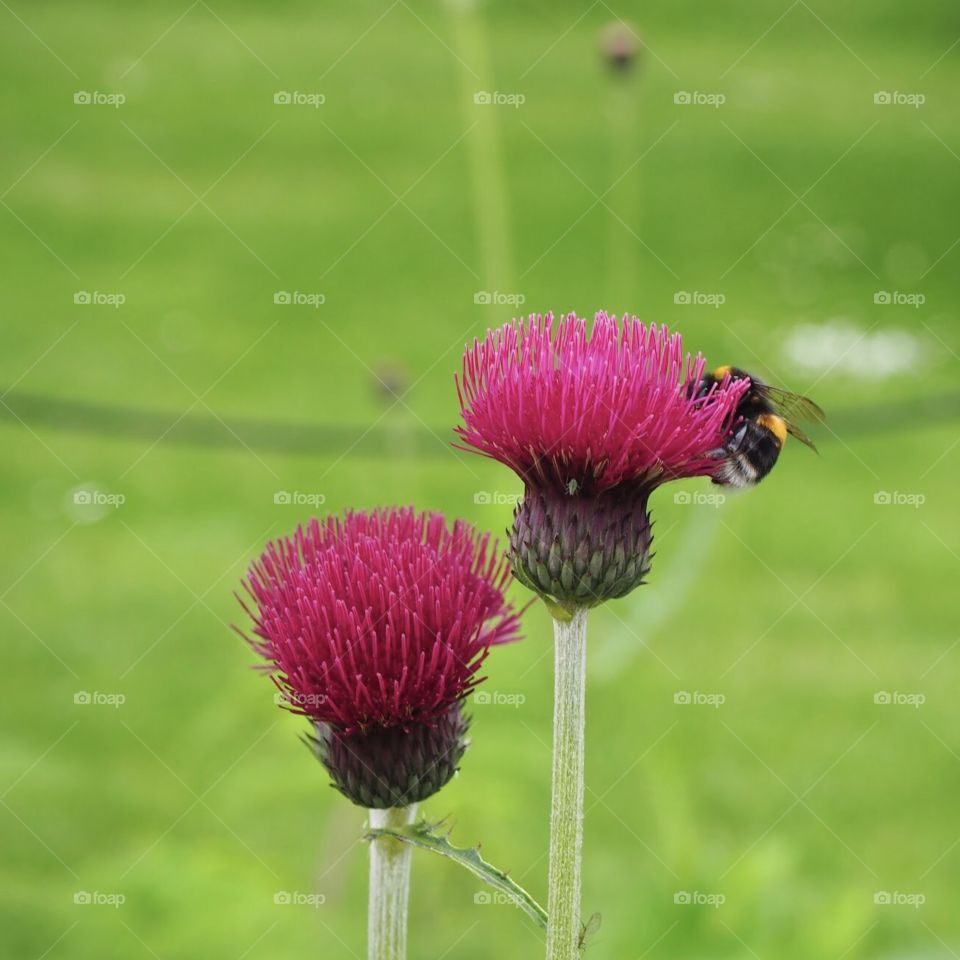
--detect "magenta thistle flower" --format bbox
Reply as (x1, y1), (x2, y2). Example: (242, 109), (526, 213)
(456, 313), (748, 609)
(238, 506), (522, 807)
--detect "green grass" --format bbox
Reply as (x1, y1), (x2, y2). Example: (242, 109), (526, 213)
(2, 1), (959, 957)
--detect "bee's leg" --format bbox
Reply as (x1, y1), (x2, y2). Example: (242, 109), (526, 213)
(711, 423), (747, 457)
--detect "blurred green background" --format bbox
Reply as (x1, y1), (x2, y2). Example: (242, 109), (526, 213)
(2, 0), (959, 957)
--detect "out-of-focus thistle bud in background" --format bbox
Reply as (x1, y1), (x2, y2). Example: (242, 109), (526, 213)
(600, 20), (643, 76)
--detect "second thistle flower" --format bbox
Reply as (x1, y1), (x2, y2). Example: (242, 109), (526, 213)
(239, 507), (522, 808)
(456, 312), (748, 612)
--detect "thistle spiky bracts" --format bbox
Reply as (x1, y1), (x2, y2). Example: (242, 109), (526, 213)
(310, 704), (470, 809)
(509, 482), (654, 611)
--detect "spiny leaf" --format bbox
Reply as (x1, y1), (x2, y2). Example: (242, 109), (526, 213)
(365, 819), (547, 931)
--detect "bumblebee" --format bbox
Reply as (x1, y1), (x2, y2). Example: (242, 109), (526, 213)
(693, 365), (825, 488)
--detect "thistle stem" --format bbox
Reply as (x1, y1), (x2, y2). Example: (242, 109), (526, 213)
(368, 805), (417, 960)
(546, 606), (588, 960)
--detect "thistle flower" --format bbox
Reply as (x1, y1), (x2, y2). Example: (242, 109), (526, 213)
(456, 312), (748, 609)
(238, 506), (521, 808)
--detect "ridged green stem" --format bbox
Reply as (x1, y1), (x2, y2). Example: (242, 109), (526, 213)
(368, 805), (417, 960)
(546, 607), (588, 960)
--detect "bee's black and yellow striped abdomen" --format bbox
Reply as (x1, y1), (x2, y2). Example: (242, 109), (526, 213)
(691, 366), (816, 488)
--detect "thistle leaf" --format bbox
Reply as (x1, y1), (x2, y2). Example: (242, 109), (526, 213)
(365, 819), (548, 931)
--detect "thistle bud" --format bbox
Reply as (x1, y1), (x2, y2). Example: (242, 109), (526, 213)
(509, 483), (653, 611)
(310, 705), (470, 810)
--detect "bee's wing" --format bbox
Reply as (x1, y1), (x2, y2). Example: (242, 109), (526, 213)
(757, 384), (826, 423)
(785, 421), (819, 452)
(754, 383), (824, 452)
